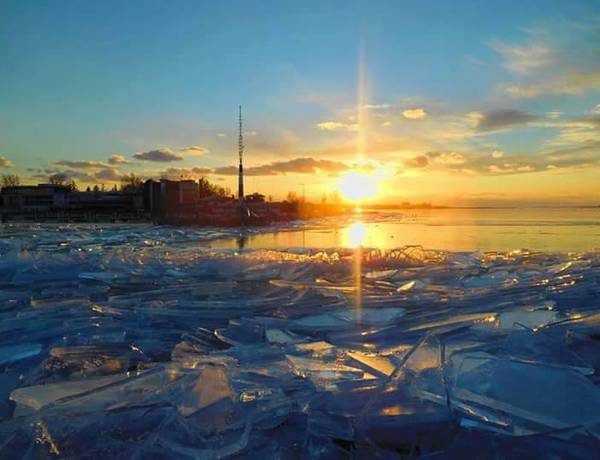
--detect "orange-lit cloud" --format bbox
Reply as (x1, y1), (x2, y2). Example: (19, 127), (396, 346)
(214, 157), (350, 176)
(402, 108), (427, 120)
(108, 155), (130, 165)
(179, 146), (209, 155)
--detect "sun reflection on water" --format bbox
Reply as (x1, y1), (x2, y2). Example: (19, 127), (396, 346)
(347, 221), (365, 325)
(347, 221), (367, 248)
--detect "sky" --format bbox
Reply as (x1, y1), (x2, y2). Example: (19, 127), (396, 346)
(1, 0), (599, 205)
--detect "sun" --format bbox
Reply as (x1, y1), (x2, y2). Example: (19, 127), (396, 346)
(338, 171), (379, 202)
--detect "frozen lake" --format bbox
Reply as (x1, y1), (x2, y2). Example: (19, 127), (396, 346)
(210, 207), (600, 253)
(1, 220), (600, 458)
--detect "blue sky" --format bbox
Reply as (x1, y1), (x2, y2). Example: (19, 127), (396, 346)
(1, 0), (599, 204)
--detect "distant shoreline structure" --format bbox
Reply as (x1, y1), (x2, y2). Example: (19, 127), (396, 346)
(0, 180), (355, 226)
(1, 181), (597, 226)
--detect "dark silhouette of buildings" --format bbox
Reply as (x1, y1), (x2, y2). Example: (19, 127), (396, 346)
(0, 184), (143, 222)
(1, 179), (346, 225)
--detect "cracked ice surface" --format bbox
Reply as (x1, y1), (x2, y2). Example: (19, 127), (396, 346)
(1, 224), (600, 458)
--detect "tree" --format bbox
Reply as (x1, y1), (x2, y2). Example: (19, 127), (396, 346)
(93, 185), (100, 192)
(49, 173), (68, 185)
(197, 177), (230, 198)
(321, 193), (327, 204)
(1, 174), (20, 188)
(120, 173), (144, 192)
(67, 179), (78, 191)
(286, 191), (298, 203)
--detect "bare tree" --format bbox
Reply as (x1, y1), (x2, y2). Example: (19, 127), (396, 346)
(198, 177), (230, 198)
(1, 174), (20, 188)
(49, 173), (68, 185)
(67, 179), (78, 191)
(120, 173), (144, 192)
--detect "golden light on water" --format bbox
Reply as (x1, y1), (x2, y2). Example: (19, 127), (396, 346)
(347, 221), (367, 247)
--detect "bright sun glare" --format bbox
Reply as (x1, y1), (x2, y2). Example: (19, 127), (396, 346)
(338, 172), (378, 202)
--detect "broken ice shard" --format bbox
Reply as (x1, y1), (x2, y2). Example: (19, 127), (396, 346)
(0, 343), (42, 366)
(449, 355), (600, 435)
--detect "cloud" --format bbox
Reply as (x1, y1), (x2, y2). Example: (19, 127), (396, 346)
(431, 152), (466, 165)
(32, 167), (124, 183)
(179, 145), (209, 156)
(488, 164), (535, 174)
(491, 42), (555, 75)
(594, 104), (600, 114)
(362, 103), (394, 110)
(0, 156), (14, 168)
(403, 152), (465, 169)
(472, 109), (537, 131)
(108, 154), (130, 165)
(503, 70), (600, 98)
(133, 148), (183, 162)
(404, 155), (429, 168)
(217, 133), (226, 138)
(546, 111), (562, 119)
(53, 160), (112, 169)
(159, 167), (212, 179)
(402, 108), (427, 120)
(540, 115), (600, 146)
(94, 168), (122, 181)
(33, 170), (95, 182)
(492, 150), (504, 159)
(317, 121), (360, 131)
(214, 157), (350, 176)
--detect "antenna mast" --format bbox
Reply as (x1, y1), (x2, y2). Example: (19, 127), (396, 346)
(238, 105), (244, 204)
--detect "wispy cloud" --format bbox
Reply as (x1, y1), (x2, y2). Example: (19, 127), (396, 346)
(404, 155), (429, 168)
(402, 108), (427, 120)
(0, 156), (14, 168)
(158, 167), (212, 179)
(491, 42), (555, 75)
(503, 70), (600, 98)
(214, 157), (350, 176)
(362, 103), (394, 110)
(133, 148), (183, 162)
(53, 160), (112, 169)
(31, 167), (124, 183)
(179, 146), (209, 155)
(429, 151), (466, 165)
(317, 121), (360, 131)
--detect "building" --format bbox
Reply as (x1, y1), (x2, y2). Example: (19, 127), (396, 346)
(143, 179), (200, 218)
(1, 184), (70, 213)
(1, 184), (144, 221)
(245, 192), (265, 203)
